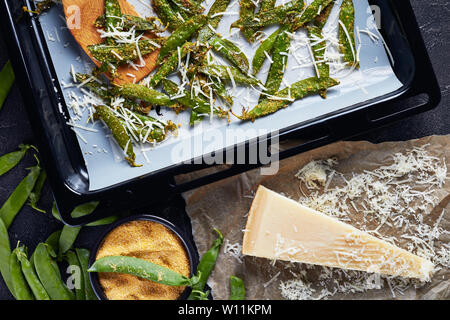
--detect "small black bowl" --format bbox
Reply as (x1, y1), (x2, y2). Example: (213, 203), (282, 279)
(88, 214), (199, 300)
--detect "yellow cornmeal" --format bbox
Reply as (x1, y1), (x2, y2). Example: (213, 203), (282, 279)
(96, 220), (190, 300)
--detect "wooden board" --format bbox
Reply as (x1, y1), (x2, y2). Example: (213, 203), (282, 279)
(62, 0), (158, 85)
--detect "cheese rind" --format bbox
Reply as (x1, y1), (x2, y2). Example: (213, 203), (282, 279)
(243, 186), (435, 280)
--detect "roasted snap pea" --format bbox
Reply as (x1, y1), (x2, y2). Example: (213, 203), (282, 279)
(239, 0), (257, 42)
(339, 0), (359, 67)
(64, 250), (85, 300)
(0, 218), (15, 298)
(118, 84), (175, 106)
(208, 35), (249, 74)
(210, 76), (233, 106)
(252, 28), (282, 75)
(34, 243), (74, 300)
(198, 65), (261, 86)
(0, 144), (33, 177)
(94, 105), (139, 167)
(242, 76), (339, 120)
(0, 159), (41, 229)
(88, 38), (166, 65)
(158, 15), (207, 63)
(152, 0), (184, 31)
(170, 0), (205, 15)
(291, 0), (334, 31)
(229, 275), (245, 300)
(230, 0), (305, 33)
(89, 256), (200, 287)
(95, 14), (163, 33)
(28, 170), (46, 213)
(105, 0), (122, 45)
(207, 0), (233, 29)
(0, 60), (15, 112)
(15, 244), (50, 300)
(260, 0), (276, 14)
(188, 229), (224, 300)
(76, 248), (98, 300)
(260, 24), (291, 102)
(10, 246), (34, 300)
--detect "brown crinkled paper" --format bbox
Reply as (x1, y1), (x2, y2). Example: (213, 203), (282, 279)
(180, 135), (450, 300)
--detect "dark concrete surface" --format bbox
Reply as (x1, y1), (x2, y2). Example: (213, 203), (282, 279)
(0, 0), (448, 299)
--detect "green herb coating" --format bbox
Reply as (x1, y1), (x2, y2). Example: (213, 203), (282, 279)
(170, 0), (205, 15)
(239, 0), (257, 41)
(339, 0), (359, 67)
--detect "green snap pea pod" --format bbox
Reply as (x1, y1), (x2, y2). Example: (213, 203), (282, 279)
(242, 76), (339, 120)
(188, 229), (224, 300)
(339, 0), (358, 67)
(149, 42), (195, 88)
(15, 244), (50, 300)
(88, 38), (166, 65)
(58, 226), (81, 260)
(45, 230), (62, 255)
(209, 75), (233, 106)
(28, 170), (46, 213)
(34, 243), (74, 300)
(0, 144), (33, 177)
(76, 248), (97, 300)
(130, 113), (177, 144)
(260, 0), (276, 14)
(95, 14), (164, 33)
(64, 250), (85, 300)
(208, 35), (249, 74)
(0, 218), (15, 298)
(169, 0), (191, 22)
(230, 0), (305, 31)
(229, 275), (245, 300)
(198, 65), (261, 86)
(239, 0), (257, 42)
(89, 256), (200, 287)
(105, 0), (122, 45)
(0, 60), (15, 112)
(290, 0), (334, 31)
(311, 1), (334, 30)
(260, 25), (291, 101)
(118, 84), (175, 106)
(51, 201), (118, 227)
(10, 246), (34, 300)
(158, 15), (207, 63)
(95, 105), (139, 167)
(0, 159), (41, 229)
(252, 28), (281, 75)
(152, 0), (183, 31)
(207, 0), (233, 29)
(170, 0), (204, 15)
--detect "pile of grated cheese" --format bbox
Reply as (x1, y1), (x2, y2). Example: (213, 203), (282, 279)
(277, 144), (449, 300)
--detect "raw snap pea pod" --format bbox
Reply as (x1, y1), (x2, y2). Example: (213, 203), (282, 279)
(208, 35), (250, 74)
(104, 0), (122, 45)
(88, 38), (166, 65)
(158, 15), (207, 63)
(252, 28), (282, 75)
(339, 0), (359, 68)
(239, 0), (257, 42)
(34, 243), (74, 300)
(27, 170), (46, 213)
(290, 0), (334, 31)
(0, 144), (33, 177)
(0, 158), (41, 229)
(0, 218), (16, 298)
(149, 41), (196, 88)
(95, 14), (163, 33)
(229, 275), (245, 300)
(260, 24), (291, 102)
(64, 250), (85, 300)
(76, 248), (97, 300)
(152, 0), (183, 31)
(10, 246), (34, 300)
(95, 105), (139, 167)
(198, 65), (261, 86)
(89, 256), (200, 287)
(0, 60), (15, 112)
(15, 244), (50, 300)
(230, 0), (305, 32)
(188, 229), (224, 300)
(51, 201), (118, 227)
(242, 76), (339, 120)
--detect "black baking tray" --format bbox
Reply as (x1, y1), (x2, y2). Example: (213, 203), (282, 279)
(0, 0), (440, 226)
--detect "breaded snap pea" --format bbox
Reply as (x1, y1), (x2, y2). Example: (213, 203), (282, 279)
(339, 0), (359, 68)
(153, 0), (184, 31)
(95, 105), (139, 167)
(105, 0), (122, 45)
(157, 15), (208, 63)
(208, 35), (249, 74)
(260, 24), (291, 102)
(207, 0), (233, 29)
(198, 65), (261, 86)
(239, 0), (257, 42)
(10, 246), (34, 300)
(118, 84), (175, 106)
(171, 0), (205, 15)
(95, 14), (164, 33)
(290, 0), (334, 31)
(252, 28), (282, 75)
(15, 244), (50, 300)
(34, 243), (74, 300)
(242, 77), (339, 120)
(260, 0), (276, 14)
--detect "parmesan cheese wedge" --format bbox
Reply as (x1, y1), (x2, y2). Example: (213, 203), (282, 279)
(243, 186), (435, 281)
